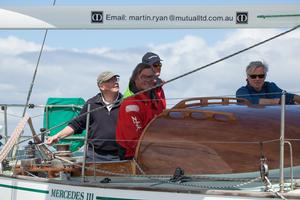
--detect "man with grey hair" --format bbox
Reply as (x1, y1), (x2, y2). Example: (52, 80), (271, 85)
(236, 61), (300, 105)
(47, 71), (122, 162)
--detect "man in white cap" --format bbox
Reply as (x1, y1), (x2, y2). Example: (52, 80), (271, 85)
(47, 71), (122, 162)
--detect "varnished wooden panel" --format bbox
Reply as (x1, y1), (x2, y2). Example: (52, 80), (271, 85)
(136, 104), (300, 175)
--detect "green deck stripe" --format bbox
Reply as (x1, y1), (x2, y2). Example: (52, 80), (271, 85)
(0, 183), (49, 194)
(96, 197), (138, 200)
(257, 14), (300, 19)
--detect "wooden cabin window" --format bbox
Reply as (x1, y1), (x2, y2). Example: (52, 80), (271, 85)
(213, 114), (230, 122)
(191, 112), (207, 120)
(168, 111), (185, 119)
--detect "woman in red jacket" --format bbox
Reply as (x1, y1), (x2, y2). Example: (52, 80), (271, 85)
(116, 63), (165, 159)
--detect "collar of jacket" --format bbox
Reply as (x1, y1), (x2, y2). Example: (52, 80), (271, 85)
(95, 92), (123, 106)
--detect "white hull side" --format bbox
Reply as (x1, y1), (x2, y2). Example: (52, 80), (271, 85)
(0, 175), (290, 200)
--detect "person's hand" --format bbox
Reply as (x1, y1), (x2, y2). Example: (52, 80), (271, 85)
(46, 135), (60, 145)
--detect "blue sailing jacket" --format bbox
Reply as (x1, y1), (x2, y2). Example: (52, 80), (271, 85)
(236, 81), (295, 104)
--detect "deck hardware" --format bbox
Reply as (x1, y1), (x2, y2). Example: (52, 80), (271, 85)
(169, 167), (191, 183)
(260, 156), (271, 191)
(100, 177), (111, 183)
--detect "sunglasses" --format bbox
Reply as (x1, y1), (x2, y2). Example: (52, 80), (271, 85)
(140, 74), (156, 81)
(152, 62), (162, 68)
(249, 74), (265, 79)
(104, 76), (120, 83)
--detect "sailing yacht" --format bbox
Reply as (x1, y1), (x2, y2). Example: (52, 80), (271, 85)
(1, 5), (300, 200)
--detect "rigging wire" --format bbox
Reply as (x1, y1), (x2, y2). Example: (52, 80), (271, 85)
(163, 24), (300, 88)
(14, 24), (300, 146)
(61, 23), (300, 120)
(12, 0), (57, 160)
(19, 24), (300, 119)
(21, 32), (48, 117)
(22, 0), (57, 117)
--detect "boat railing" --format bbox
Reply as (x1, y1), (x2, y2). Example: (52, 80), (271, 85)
(284, 141), (294, 190)
(278, 91), (297, 192)
(0, 103), (85, 144)
(172, 97), (251, 109)
(81, 104), (91, 182)
(279, 91), (286, 192)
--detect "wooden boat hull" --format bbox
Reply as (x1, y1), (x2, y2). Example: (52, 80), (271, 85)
(136, 101), (300, 175)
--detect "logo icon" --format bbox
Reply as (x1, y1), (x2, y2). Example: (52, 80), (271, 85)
(236, 12), (248, 24)
(91, 11), (103, 23)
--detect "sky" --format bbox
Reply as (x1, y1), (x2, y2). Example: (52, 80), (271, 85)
(0, 0), (300, 137)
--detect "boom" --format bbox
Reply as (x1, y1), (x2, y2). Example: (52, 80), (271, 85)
(0, 5), (299, 29)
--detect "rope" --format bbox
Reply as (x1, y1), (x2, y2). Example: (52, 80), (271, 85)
(0, 115), (29, 163)
(55, 155), (265, 190)
(162, 176), (262, 190)
(140, 24), (300, 96)
(132, 158), (146, 175)
(79, 138), (282, 145)
(16, 133), (282, 147)
(131, 159), (263, 190)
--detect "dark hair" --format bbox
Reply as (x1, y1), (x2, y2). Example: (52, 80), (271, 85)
(129, 63), (152, 93)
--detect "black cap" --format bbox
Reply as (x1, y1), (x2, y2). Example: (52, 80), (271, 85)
(142, 52), (163, 65)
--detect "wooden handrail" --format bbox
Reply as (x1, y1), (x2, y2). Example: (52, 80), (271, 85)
(161, 108), (236, 122)
(172, 97), (251, 109)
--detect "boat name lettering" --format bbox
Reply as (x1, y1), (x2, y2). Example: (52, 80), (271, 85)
(50, 189), (86, 200)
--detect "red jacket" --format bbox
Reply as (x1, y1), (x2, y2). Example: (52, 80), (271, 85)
(116, 89), (165, 158)
(156, 86), (166, 109)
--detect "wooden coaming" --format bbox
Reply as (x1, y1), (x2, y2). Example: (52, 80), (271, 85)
(136, 98), (300, 175)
